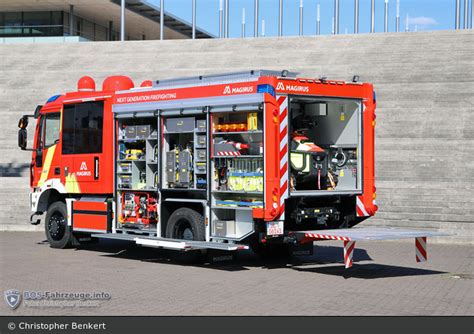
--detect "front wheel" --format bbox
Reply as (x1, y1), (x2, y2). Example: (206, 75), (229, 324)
(45, 201), (76, 249)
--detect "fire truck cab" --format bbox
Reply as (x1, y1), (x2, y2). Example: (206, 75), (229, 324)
(19, 70), (395, 265)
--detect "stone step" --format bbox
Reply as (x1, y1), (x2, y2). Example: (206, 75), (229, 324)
(375, 211), (474, 223)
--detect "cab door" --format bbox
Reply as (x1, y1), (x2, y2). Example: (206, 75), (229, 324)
(32, 112), (61, 188)
(61, 101), (105, 194)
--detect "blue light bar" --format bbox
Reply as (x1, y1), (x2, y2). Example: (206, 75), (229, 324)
(46, 95), (62, 103)
(257, 84), (276, 97)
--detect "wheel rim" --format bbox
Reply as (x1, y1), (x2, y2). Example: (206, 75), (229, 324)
(174, 219), (194, 240)
(48, 212), (66, 241)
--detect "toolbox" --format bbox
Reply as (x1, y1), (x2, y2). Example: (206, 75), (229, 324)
(118, 162), (132, 173)
(196, 119), (206, 132)
(124, 125), (137, 139)
(118, 174), (132, 189)
(136, 125), (151, 139)
(212, 220), (236, 237)
(195, 149), (206, 161)
(196, 135), (206, 147)
(195, 162), (207, 173)
(165, 117), (195, 133)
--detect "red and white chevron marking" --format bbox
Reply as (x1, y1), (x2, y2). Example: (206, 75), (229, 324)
(216, 151), (241, 156)
(278, 96), (289, 221)
(415, 237), (427, 262)
(356, 196), (369, 217)
(344, 240), (356, 268)
(304, 233), (352, 241)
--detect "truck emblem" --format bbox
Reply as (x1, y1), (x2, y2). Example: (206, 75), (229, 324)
(80, 162), (88, 171)
(276, 82), (285, 90)
(223, 86), (231, 94)
(4, 289), (21, 310)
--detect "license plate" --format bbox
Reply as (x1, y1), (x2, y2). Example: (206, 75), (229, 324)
(266, 221), (284, 236)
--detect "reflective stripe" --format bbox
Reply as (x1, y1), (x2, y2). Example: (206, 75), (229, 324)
(278, 96), (289, 220)
(356, 196), (369, 216)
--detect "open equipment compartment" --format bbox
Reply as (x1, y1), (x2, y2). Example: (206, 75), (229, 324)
(209, 104), (264, 241)
(115, 116), (159, 234)
(161, 116), (208, 190)
(288, 96), (363, 195)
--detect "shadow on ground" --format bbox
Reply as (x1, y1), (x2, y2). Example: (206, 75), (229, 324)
(36, 238), (447, 279)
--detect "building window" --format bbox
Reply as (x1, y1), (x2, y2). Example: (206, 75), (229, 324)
(0, 11), (63, 37)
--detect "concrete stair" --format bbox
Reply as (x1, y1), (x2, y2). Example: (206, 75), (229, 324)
(0, 30), (472, 243)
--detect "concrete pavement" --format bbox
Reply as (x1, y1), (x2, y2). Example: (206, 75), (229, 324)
(0, 232), (472, 316)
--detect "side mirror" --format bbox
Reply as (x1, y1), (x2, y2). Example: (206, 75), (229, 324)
(18, 116), (29, 129)
(18, 128), (27, 150)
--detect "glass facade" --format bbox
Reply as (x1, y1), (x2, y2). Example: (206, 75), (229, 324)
(0, 11), (117, 41)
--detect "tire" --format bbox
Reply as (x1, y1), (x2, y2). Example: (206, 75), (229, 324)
(44, 201), (76, 249)
(165, 207), (205, 241)
(165, 208), (206, 264)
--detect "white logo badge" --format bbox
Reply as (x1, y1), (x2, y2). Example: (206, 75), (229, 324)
(4, 289), (21, 310)
(276, 82), (285, 91)
(223, 86), (231, 94)
(80, 162), (88, 171)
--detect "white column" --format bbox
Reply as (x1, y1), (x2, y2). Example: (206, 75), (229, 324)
(225, 0), (230, 38)
(192, 0), (196, 39)
(334, 0), (339, 35)
(278, 0), (283, 36)
(160, 0), (164, 40)
(354, 0), (359, 33)
(384, 0), (389, 32)
(219, 0), (223, 38)
(464, 0), (469, 28)
(120, 0), (125, 41)
(299, 0), (304, 36)
(316, 4), (321, 35)
(371, 0), (375, 33)
(262, 19), (265, 37)
(455, 0), (461, 29)
(254, 0), (259, 37)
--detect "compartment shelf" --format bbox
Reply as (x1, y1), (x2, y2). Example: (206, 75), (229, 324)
(164, 131), (195, 134)
(162, 188), (206, 192)
(212, 155), (263, 159)
(213, 190), (263, 195)
(117, 188), (157, 192)
(119, 137), (157, 142)
(117, 159), (146, 162)
(213, 130), (262, 135)
(211, 206), (256, 211)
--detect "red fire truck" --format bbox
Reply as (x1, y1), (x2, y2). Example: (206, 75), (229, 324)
(18, 70), (440, 267)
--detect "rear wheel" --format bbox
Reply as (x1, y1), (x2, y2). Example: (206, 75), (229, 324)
(165, 208), (206, 263)
(45, 201), (76, 249)
(165, 207), (205, 241)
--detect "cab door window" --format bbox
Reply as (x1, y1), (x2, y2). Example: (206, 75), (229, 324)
(43, 113), (60, 147)
(62, 101), (104, 154)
